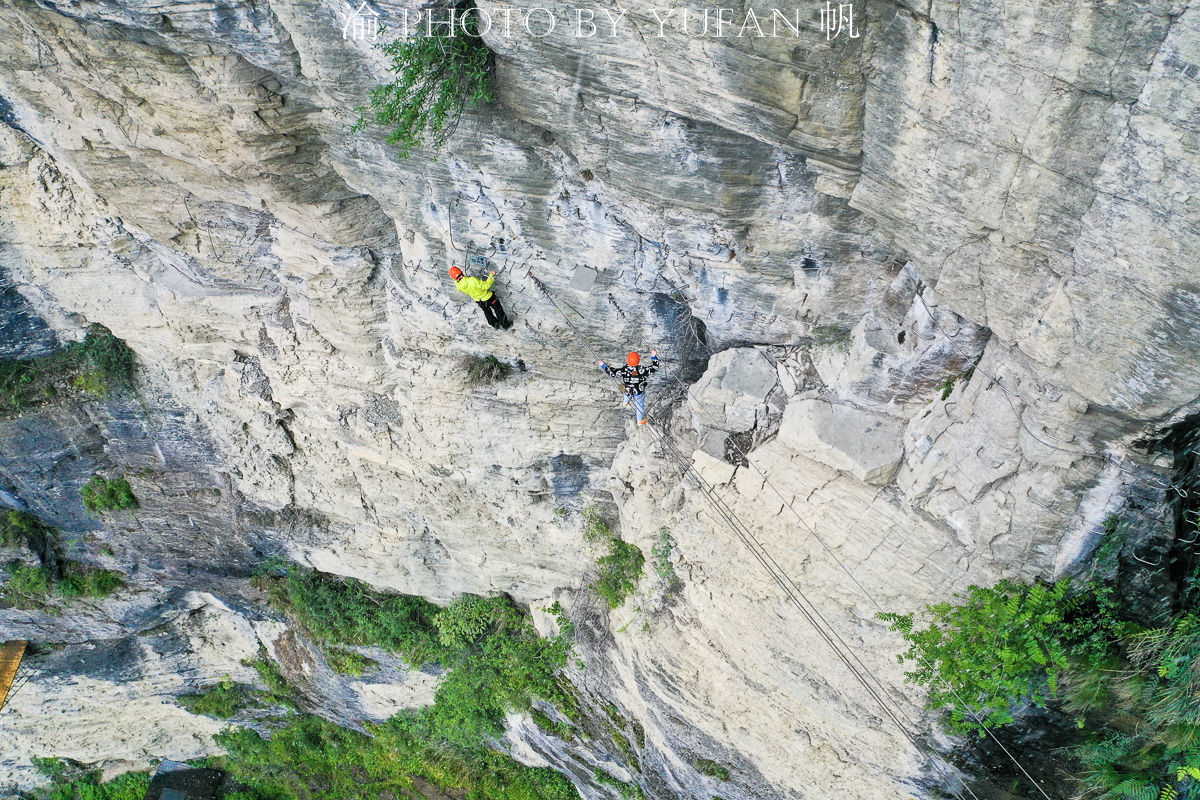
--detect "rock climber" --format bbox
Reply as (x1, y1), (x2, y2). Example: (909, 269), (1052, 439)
(449, 266), (513, 330)
(598, 349), (659, 426)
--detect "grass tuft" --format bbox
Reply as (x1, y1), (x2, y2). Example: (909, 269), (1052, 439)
(459, 354), (511, 387)
(81, 475), (138, 514)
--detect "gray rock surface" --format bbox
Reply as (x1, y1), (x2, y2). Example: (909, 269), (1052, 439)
(778, 397), (906, 484)
(0, 0), (1197, 797)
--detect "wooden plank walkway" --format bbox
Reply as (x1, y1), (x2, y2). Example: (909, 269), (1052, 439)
(0, 640), (27, 712)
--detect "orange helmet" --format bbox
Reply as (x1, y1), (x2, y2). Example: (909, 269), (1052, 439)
(627, 352), (640, 366)
(449, 266), (463, 280)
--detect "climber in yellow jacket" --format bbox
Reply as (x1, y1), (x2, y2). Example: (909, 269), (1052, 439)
(450, 266), (513, 330)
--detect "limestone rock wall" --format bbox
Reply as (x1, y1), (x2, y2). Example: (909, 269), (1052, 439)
(0, 0), (1197, 798)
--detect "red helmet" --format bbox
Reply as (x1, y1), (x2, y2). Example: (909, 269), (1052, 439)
(449, 266), (463, 280)
(627, 352), (640, 366)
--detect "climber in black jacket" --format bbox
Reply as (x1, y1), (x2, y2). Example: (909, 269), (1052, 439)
(598, 349), (659, 425)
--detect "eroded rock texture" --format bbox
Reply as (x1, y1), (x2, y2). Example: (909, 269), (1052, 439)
(0, 0), (1197, 798)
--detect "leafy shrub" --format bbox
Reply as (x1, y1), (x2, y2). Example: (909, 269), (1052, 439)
(695, 759), (730, 781)
(582, 506), (610, 545)
(652, 528), (676, 581)
(77, 325), (136, 390)
(1068, 616), (1200, 800)
(460, 354), (511, 387)
(325, 647), (379, 676)
(57, 564), (124, 601)
(179, 677), (250, 718)
(3, 562), (52, 604)
(30, 759), (150, 800)
(880, 577), (1200, 799)
(877, 579), (1119, 733)
(0, 509), (56, 551)
(531, 707), (572, 738)
(71, 371), (107, 397)
(593, 539), (645, 609)
(417, 595), (573, 747)
(1, 561), (123, 610)
(244, 649), (297, 708)
(224, 566), (580, 800)
(353, 1), (494, 158)
(0, 510), (123, 609)
(434, 592), (500, 649)
(266, 568), (445, 666)
(0, 325), (136, 415)
(217, 713), (579, 800)
(265, 566), (574, 748)
(593, 768), (645, 800)
(81, 475), (138, 514)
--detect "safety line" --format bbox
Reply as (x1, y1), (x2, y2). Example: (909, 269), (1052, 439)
(524, 267), (986, 800)
(644, 290), (1057, 800)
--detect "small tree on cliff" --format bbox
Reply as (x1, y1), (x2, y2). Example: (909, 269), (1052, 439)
(353, 0), (494, 158)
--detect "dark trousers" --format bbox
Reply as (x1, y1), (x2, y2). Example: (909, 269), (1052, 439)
(477, 297), (512, 329)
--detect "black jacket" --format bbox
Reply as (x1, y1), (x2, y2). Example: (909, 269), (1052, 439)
(602, 358), (659, 394)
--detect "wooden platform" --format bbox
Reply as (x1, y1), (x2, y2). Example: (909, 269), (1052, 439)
(0, 640), (27, 712)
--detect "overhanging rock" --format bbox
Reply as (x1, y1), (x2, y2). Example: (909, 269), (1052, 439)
(777, 398), (905, 485)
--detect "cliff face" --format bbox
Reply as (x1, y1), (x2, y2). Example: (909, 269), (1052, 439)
(0, 0), (1197, 798)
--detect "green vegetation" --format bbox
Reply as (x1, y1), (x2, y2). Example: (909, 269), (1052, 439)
(325, 646), (379, 676)
(811, 324), (851, 351)
(594, 539), (645, 609)
(652, 528), (676, 582)
(582, 506), (610, 545)
(1091, 513), (1129, 577)
(531, 707), (572, 739)
(81, 475), (139, 514)
(580, 507), (645, 608)
(694, 760), (730, 781)
(57, 563), (124, 601)
(878, 578), (1120, 733)
(1, 561), (125, 609)
(592, 769), (644, 800)
(1067, 616), (1200, 800)
(0, 509), (54, 548)
(0, 325), (136, 414)
(179, 677), (252, 719)
(353, 1), (494, 158)
(218, 714), (577, 800)
(28, 759), (149, 800)
(264, 566), (575, 745)
(879, 553), (1200, 799)
(208, 564), (581, 800)
(0, 510), (123, 610)
(460, 354), (512, 387)
(245, 649), (298, 708)
(4, 562), (51, 602)
(265, 567), (445, 666)
(937, 374), (957, 400)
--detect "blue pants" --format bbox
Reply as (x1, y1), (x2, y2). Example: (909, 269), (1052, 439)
(624, 393), (646, 423)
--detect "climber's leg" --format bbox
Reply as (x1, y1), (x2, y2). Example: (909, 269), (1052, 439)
(622, 393), (631, 408)
(633, 393), (646, 424)
(490, 296), (513, 329)
(477, 300), (502, 329)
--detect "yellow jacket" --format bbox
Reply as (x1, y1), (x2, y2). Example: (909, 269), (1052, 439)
(455, 274), (494, 301)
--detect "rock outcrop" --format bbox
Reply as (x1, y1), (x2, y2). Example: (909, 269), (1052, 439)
(0, 0), (1197, 798)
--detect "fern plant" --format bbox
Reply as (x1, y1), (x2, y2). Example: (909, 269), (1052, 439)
(879, 580), (1082, 733)
(353, 0), (494, 158)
